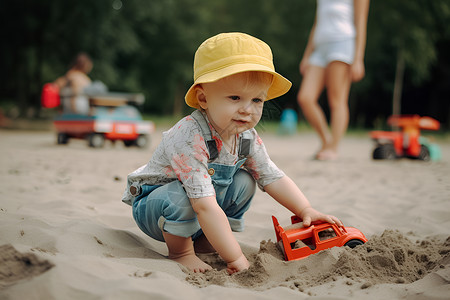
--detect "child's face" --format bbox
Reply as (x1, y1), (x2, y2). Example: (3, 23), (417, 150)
(197, 72), (270, 142)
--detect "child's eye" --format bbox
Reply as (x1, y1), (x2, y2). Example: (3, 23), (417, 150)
(252, 98), (263, 103)
(229, 96), (240, 101)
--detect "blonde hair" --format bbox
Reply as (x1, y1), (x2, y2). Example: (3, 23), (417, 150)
(222, 71), (273, 96)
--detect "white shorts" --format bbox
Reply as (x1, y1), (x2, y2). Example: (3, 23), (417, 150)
(309, 39), (355, 68)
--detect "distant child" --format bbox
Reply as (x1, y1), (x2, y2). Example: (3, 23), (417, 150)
(122, 32), (342, 274)
(53, 52), (93, 114)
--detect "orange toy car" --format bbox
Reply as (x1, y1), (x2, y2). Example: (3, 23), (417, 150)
(272, 215), (367, 261)
(370, 115), (440, 161)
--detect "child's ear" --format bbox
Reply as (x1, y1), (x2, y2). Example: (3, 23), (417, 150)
(195, 85), (208, 110)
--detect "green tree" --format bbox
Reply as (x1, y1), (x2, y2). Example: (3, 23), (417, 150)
(352, 0), (450, 128)
(1, 0), (449, 129)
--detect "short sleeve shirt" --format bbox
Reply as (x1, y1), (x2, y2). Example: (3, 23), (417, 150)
(122, 111), (285, 204)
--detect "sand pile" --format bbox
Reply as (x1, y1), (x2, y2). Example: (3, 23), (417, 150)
(186, 230), (450, 292)
(0, 244), (54, 289)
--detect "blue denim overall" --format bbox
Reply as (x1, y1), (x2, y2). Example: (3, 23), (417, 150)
(132, 110), (255, 242)
(132, 159), (255, 242)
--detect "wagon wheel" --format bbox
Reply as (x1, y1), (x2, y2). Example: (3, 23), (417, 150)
(123, 140), (134, 147)
(88, 133), (105, 148)
(57, 133), (69, 145)
(135, 134), (149, 148)
(123, 135), (149, 148)
(344, 239), (365, 248)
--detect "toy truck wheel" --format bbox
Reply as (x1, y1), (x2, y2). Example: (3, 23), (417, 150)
(373, 144), (396, 160)
(57, 133), (69, 145)
(88, 133), (105, 148)
(344, 239), (365, 248)
(418, 145), (430, 161)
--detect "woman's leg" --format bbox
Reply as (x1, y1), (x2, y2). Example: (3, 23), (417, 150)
(297, 65), (330, 153)
(324, 61), (352, 155)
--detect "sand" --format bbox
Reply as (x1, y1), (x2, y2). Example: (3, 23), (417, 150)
(0, 127), (449, 300)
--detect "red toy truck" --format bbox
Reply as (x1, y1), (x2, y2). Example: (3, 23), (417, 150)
(272, 215), (367, 261)
(370, 115), (440, 161)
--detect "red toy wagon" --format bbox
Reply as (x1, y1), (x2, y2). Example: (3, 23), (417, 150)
(53, 93), (154, 148)
(272, 215), (367, 261)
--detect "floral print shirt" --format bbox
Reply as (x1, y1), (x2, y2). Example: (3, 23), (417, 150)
(122, 111), (285, 204)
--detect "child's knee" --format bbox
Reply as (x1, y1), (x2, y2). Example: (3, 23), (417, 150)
(235, 169), (256, 193)
(231, 170), (256, 207)
(160, 182), (196, 221)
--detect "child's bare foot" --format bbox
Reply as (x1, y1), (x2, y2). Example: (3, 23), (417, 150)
(194, 234), (216, 254)
(163, 231), (212, 273)
(169, 253), (212, 273)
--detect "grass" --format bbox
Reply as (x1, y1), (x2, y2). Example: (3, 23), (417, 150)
(143, 114), (450, 142)
(143, 113), (311, 133)
(2, 109), (446, 142)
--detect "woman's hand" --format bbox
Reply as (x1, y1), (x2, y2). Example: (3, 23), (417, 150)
(299, 57), (310, 76)
(351, 59), (365, 82)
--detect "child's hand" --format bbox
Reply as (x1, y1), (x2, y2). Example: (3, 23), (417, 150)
(226, 254), (250, 275)
(300, 207), (343, 227)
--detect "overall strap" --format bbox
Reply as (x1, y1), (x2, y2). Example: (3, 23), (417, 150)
(191, 110), (219, 162)
(238, 130), (252, 159)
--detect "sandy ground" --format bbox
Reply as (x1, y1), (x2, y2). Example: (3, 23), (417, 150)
(0, 126), (449, 300)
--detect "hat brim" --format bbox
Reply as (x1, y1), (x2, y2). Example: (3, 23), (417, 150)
(185, 63), (292, 109)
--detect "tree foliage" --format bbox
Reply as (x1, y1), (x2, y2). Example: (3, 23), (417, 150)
(1, 0), (449, 128)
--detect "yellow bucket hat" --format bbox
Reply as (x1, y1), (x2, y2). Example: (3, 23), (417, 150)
(185, 32), (292, 109)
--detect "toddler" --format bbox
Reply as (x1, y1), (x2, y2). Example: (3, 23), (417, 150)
(122, 32), (342, 274)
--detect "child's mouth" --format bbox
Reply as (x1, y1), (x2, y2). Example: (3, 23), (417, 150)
(233, 119), (249, 126)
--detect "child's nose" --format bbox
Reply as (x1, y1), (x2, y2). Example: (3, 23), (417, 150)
(239, 102), (254, 115)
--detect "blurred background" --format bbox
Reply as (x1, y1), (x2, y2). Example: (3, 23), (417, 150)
(1, 0), (450, 130)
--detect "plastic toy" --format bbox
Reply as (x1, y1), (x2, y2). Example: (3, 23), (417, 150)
(277, 108), (298, 135)
(370, 115), (441, 161)
(272, 215), (367, 261)
(53, 93), (154, 148)
(41, 83), (61, 108)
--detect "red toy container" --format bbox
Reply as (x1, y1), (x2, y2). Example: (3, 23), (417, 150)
(41, 83), (61, 108)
